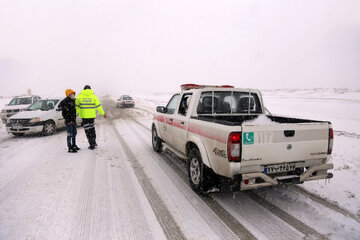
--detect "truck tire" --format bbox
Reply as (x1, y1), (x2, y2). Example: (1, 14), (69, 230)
(152, 125), (162, 152)
(42, 120), (56, 136)
(188, 148), (215, 194)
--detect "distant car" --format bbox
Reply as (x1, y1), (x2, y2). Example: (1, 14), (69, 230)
(117, 95), (135, 108)
(6, 98), (70, 136)
(1, 95), (41, 123)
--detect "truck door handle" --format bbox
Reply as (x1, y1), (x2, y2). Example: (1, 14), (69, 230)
(284, 130), (295, 137)
(180, 121), (185, 125)
(169, 118), (173, 122)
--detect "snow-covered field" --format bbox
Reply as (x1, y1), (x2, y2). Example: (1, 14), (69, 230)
(0, 89), (359, 239)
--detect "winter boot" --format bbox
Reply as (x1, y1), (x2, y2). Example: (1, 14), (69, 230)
(73, 145), (81, 150)
(68, 148), (77, 153)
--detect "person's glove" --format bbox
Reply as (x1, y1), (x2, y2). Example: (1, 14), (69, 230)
(68, 121), (73, 125)
(103, 114), (107, 119)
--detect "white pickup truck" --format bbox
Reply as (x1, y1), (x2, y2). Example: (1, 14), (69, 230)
(152, 84), (334, 194)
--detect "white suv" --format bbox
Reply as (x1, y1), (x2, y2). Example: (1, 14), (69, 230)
(117, 95), (135, 108)
(1, 95), (41, 123)
(6, 98), (66, 136)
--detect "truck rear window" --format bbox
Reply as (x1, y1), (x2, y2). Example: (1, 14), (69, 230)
(197, 91), (262, 114)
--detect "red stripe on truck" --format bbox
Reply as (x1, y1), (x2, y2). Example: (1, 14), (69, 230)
(154, 115), (226, 143)
(188, 124), (226, 144)
(154, 115), (164, 122)
(172, 119), (186, 130)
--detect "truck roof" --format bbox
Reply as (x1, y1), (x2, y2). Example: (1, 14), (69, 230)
(180, 85), (261, 95)
(180, 84), (260, 93)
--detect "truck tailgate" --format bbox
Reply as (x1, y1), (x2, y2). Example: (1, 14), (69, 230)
(241, 123), (329, 167)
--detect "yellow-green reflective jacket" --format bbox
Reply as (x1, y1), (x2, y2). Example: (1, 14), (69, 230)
(75, 89), (105, 118)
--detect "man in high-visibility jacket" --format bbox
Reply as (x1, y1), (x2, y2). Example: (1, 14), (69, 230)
(76, 85), (107, 149)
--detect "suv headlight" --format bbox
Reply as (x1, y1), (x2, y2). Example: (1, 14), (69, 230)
(29, 117), (40, 123)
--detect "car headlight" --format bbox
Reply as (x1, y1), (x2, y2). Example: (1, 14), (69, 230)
(29, 117), (40, 123)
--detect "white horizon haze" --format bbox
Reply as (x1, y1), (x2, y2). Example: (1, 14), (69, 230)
(0, 0), (359, 97)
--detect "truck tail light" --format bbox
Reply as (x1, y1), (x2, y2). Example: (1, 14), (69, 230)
(328, 128), (334, 154)
(228, 132), (241, 162)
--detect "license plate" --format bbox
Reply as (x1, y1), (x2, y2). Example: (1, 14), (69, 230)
(264, 163), (296, 174)
(12, 124), (23, 129)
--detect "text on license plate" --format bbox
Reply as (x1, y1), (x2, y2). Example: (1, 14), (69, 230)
(264, 163), (296, 174)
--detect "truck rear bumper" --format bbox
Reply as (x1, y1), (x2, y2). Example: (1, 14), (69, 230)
(232, 163), (334, 191)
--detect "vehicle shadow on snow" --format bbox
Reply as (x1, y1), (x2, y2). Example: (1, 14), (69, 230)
(9, 126), (83, 139)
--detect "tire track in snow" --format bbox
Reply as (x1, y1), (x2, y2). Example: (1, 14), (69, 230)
(289, 185), (360, 224)
(157, 151), (256, 240)
(111, 122), (186, 240)
(101, 123), (164, 240)
(245, 191), (326, 240)
(70, 153), (97, 240)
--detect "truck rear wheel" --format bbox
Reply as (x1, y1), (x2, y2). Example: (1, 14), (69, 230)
(188, 148), (216, 194)
(152, 126), (162, 152)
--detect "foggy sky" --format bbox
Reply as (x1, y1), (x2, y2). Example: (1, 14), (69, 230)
(0, 0), (359, 97)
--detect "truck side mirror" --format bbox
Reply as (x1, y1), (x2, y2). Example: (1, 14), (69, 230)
(156, 106), (166, 113)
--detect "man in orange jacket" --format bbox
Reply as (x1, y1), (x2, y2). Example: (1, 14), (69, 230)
(59, 89), (80, 153)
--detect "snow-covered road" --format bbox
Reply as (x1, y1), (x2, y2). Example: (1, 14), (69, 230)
(0, 92), (360, 240)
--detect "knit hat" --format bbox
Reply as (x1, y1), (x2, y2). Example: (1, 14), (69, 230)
(84, 85), (91, 90)
(65, 89), (76, 97)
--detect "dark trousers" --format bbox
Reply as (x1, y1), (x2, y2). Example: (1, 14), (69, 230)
(82, 118), (96, 146)
(65, 121), (77, 149)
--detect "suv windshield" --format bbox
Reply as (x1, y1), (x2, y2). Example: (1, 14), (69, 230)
(197, 91), (262, 114)
(27, 100), (59, 111)
(9, 97), (32, 105)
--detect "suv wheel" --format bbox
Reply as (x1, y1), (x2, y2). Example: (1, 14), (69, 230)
(43, 121), (56, 136)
